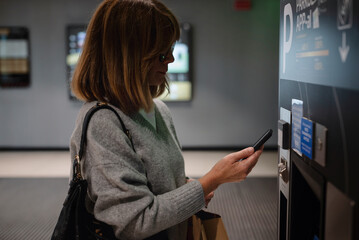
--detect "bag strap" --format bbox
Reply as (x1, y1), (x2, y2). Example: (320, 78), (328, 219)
(73, 102), (135, 181)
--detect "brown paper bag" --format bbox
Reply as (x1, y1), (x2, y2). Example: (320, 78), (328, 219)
(188, 210), (229, 240)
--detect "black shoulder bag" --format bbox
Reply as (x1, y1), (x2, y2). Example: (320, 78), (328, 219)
(51, 103), (135, 240)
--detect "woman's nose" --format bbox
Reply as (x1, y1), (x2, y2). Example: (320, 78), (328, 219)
(164, 52), (175, 64)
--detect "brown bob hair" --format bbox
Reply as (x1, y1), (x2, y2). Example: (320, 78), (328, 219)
(71, 0), (180, 114)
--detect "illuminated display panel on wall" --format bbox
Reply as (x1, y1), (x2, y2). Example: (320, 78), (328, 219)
(66, 25), (86, 98)
(66, 23), (192, 101)
(160, 23), (192, 101)
(0, 27), (30, 88)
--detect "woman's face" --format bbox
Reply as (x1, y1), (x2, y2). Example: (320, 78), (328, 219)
(147, 44), (175, 86)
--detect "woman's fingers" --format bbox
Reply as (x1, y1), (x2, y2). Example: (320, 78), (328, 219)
(199, 147), (264, 196)
(205, 192), (214, 199)
(239, 148), (263, 174)
(226, 147), (254, 163)
(205, 192), (214, 207)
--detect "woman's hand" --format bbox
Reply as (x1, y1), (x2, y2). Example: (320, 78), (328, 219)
(199, 147), (263, 197)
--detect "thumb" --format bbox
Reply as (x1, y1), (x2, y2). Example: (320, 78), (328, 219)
(228, 147), (254, 162)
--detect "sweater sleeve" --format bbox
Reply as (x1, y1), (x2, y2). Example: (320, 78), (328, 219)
(83, 109), (205, 240)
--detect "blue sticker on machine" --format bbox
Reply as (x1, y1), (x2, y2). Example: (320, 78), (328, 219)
(291, 99), (303, 156)
(301, 118), (313, 159)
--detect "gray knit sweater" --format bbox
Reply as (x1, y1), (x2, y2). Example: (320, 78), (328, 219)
(70, 99), (205, 240)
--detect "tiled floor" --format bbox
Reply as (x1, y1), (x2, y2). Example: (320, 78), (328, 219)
(0, 150), (278, 178)
(0, 150), (279, 240)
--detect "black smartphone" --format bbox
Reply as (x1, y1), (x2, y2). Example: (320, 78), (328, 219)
(252, 129), (273, 151)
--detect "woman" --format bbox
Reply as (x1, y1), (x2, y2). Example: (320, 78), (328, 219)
(70, 0), (263, 239)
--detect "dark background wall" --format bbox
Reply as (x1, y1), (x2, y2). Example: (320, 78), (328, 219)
(0, 0), (279, 149)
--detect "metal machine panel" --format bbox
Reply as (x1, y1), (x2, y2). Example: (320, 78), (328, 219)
(325, 182), (355, 240)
